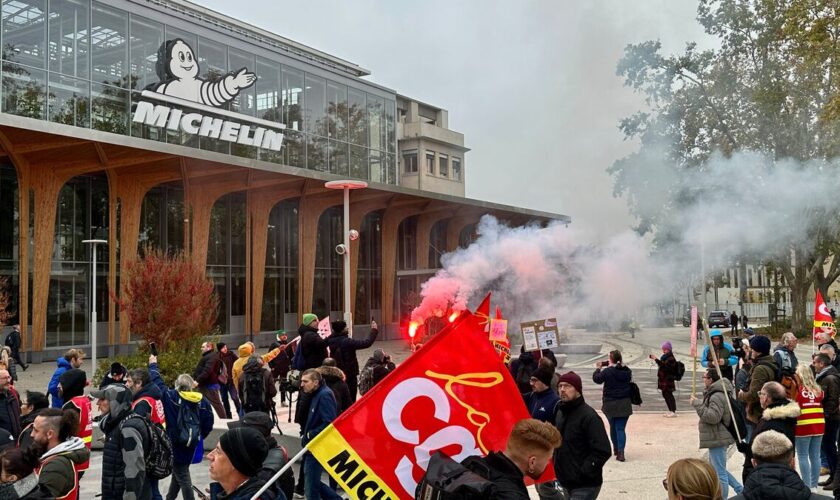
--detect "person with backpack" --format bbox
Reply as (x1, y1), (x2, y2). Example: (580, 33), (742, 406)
(91, 384), (152, 500)
(126, 368), (166, 500)
(593, 350), (633, 462)
(690, 368), (743, 498)
(228, 411), (295, 500)
(701, 331), (738, 381)
(267, 336), (293, 407)
(326, 319), (378, 401)
(358, 348), (396, 396)
(30, 408), (88, 499)
(510, 347), (538, 395)
(651, 341), (680, 417)
(57, 369), (91, 481)
(794, 363), (825, 489)
(737, 335), (779, 425)
(458, 418), (561, 500)
(775, 332), (800, 399)
(814, 352), (840, 490)
(149, 356), (214, 500)
(231, 343), (285, 405)
(238, 357), (277, 414)
(191, 342), (226, 420)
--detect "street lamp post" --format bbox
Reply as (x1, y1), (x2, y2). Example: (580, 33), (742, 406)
(325, 180), (367, 332)
(82, 239), (107, 376)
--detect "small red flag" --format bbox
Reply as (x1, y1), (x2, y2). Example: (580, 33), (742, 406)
(815, 290), (836, 339)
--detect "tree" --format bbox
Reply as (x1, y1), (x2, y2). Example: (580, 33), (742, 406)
(612, 0), (840, 334)
(111, 247), (218, 348)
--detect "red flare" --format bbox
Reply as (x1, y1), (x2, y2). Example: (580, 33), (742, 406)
(448, 311), (460, 323)
(408, 322), (419, 338)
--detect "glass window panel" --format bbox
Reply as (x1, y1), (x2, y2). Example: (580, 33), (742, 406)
(284, 130), (304, 168)
(386, 99), (396, 153)
(347, 88), (366, 146)
(281, 65), (303, 131)
(91, 2), (127, 86)
(129, 90), (164, 142)
(306, 134), (327, 172)
(326, 81), (347, 141)
(0, 166), (18, 261)
(128, 15), (163, 91)
(48, 0), (89, 78)
(439, 154), (448, 177)
(387, 153), (396, 184)
(208, 196), (229, 266)
(165, 188), (184, 253)
(162, 27), (197, 146)
(228, 47), (255, 116)
(350, 145), (368, 180)
(402, 151), (417, 173)
(2, 62), (46, 119)
(91, 83), (128, 134)
(304, 73), (325, 136)
(48, 73), (89, 127)
(231, 267), (245, 316)
(2, 0), (47, 68)
(256, 56), (281, 122)
(230, 194), (245, 266)
(452, 157), (462, 181)
(198, 37), (226, 81)
(138, 187), (162, 252)
(367, 94), (384, 151)
(426, 151), (435, 175)
(369, 150), (383, 183)
(329, 140), (348, 176)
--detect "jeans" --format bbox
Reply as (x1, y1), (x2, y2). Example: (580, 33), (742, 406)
(797, 435), (823, 488)
(708, 446), (742, 497)
(150, 479), (162, 500)
(607, 416), (628, 452)
(822, 419), (840, 476)
(166, 463), (194, 500)
(303, 452), (342, 500)
(219, 383), (241, 419)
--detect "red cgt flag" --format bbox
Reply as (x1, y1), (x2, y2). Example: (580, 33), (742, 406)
(815, 290), (837, 339)
(307, 310), (543, 499)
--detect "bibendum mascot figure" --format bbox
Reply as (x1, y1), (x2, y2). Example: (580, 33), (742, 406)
(152, 38), (256, 106)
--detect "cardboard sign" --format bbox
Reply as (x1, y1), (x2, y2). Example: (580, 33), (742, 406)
(520, 318), (560, 351)
(489, 319), (508, 341)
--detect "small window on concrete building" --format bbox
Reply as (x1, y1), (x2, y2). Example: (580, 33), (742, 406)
(439, 154), (449, 177)
(452, 157), (461, 181)
(426, 152), (435, 175)
(403, 151), (417, 173)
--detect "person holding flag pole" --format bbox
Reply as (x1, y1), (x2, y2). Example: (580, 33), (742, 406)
(815, 290), (837, 355)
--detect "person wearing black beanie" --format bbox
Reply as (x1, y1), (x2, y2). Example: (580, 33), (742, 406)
(326, 318), (379, 402)
(209, 427), (271, 499)
(523, 366), (559, 423)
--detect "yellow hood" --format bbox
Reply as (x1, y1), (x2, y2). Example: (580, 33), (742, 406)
(237, 344), (253, 358)
(178, 390), (203, 403)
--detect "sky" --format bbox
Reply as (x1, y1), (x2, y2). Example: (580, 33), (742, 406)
(197, 0), (713, 240)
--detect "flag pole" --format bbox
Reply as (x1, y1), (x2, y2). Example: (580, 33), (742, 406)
(250, 445), (308, 500)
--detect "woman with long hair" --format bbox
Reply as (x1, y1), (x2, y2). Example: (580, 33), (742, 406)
(794, 362), (824, 488)
(664, 458), (723, 500)
(593, 349), (633, 462)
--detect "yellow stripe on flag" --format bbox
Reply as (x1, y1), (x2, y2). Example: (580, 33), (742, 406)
(309, 424), (400, 500)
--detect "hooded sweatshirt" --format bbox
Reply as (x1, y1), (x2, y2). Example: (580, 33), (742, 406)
(232, 344), (285, 389)
(238, 358), (277, 413)
(37, 436), (90, 499)
(47, 358), (72, 408)
(0, 473), (43, 500)
(99, 386), (150, 500)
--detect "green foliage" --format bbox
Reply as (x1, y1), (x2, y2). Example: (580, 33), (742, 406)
(92, 333), (219, 388)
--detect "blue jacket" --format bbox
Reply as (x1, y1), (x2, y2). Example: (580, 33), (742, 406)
(700, 343), (738, 368)
(301, 384), (336, 447)
(149, 362), (214, 465)
(523, 388), (560, 422)
(47, 357), (72, 408)
(592, 364), (633, 400)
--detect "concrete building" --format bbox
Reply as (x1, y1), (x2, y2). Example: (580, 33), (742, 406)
(0, 0), (568, 359)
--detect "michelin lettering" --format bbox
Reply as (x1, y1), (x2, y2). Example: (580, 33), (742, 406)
(132, 39), (284, 151)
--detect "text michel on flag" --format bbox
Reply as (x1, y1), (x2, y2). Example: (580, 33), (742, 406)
(306, 310), (540, 499)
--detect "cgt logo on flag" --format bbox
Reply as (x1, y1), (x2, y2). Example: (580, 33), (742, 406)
(307, 311), (539, 499)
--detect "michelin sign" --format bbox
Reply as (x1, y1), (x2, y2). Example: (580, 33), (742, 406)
(132, 39), (285, 151)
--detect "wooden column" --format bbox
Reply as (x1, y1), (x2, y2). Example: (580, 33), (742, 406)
(446, 214), (482, 253)
(186, 174), (248, 273)
(415, 213), (451, 270)
(348, 197), (391, 316)
(297, 192), (342, 320)
(380, 204), (426, 325)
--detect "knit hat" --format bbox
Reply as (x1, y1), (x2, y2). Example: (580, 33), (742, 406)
(227, 411), (273, 438)
(302, 313), (318, 326)
(661, 341), (672, 351)
(532, 366), (554, 387)
(750, 335), (771, 355)
(59, 368), (87, 400)
(331, 320), (347, 334)
(216, 342), (227, 352)
(109, 362), (126, 377)
(751, 430), (793, 461)
(558, 371), (582, 394)
(219, 427), (269, 476)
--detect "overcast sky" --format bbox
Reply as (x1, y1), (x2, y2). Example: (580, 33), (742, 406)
(198, 0), (712, 240)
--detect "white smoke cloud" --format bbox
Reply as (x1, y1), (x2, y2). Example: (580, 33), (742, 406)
(411, 150), (840, 334)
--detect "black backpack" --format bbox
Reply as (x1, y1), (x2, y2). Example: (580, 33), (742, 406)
(415, 452), (495, 500)
(241, 371), (267, 412)
(675, 360), (686, 381)
(173, 397), (202, 448)
(120, 414), (173, 480)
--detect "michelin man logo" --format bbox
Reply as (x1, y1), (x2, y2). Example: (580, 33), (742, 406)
(132, 39), (285, 152)
(151, 39), (256, 106)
